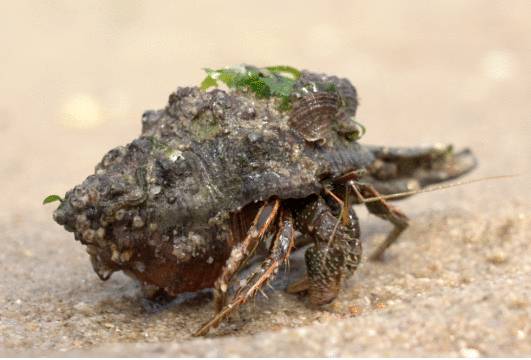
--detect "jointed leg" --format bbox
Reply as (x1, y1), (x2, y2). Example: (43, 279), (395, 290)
(194, 208), (295, 336)
(351, 182), (409, 261)
(323, 186), (361, 243)
(288, 196), (362, 305)
(212, 198), (280, 312)
(232, 209), (295, 300)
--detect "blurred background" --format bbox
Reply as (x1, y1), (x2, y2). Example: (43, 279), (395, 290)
(0, 1), (530, 354)
(1, 0), (529, 217)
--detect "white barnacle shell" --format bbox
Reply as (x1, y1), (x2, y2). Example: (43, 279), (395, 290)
(149, 185), (162, 196)
(166, 149), (184, 162)
(75, 214), (90, 231)
(132, 215), (144, 228)
(96, 227), (105, 239)
(115, 209), (126, 221)
(82, 229), (96, 243)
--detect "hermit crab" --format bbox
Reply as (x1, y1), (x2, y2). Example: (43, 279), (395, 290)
(49, 65), (477, 336)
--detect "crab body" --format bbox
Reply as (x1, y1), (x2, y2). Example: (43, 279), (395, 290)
(52, 68), (477, 335)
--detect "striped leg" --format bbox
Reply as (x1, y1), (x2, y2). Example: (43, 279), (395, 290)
(194, 208), (295, 336)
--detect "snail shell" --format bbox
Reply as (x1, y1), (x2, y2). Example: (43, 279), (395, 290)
(289, 91), (340, 145)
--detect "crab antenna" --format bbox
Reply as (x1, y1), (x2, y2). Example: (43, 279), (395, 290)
(361, 174), (520, 203)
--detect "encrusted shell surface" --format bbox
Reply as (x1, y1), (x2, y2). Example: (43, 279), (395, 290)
(53, 69), (375, 296)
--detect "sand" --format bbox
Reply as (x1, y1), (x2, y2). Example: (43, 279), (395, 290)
(1, 0), (530, 356)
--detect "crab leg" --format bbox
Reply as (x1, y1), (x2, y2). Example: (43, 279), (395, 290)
(351, 182), (409, 261)
(287, 188), (346, 253)
(232, 209), (295, 298)
(194, 208), (295, 336)
(288, 196), (362, 305)
(211, 198), (280, 314)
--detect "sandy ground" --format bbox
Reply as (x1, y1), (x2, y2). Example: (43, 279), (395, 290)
(1, 0), (530, 356)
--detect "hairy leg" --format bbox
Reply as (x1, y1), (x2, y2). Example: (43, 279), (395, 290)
(213, 198), (280, 312)
(194, 208), (295, 336)
(350, 182), (409, 261)
(288, 196), (362, 305)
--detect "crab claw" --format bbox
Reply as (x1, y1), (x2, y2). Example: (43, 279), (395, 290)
(414, 147), (478, 187)
(364, 144), (478, 196)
